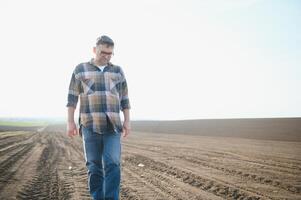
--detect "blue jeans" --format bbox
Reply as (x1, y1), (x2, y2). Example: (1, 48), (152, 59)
(82, 126), (121, 200)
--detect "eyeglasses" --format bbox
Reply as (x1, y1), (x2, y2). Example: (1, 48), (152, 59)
(100, 51), (114, 56)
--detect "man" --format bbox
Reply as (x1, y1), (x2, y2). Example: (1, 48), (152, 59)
(66, 35), (131, 200)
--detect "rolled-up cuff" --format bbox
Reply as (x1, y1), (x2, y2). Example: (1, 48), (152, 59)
(66, 102), (77, 108)
(67, 94), (78, 107)
(120, 99), (131, 110)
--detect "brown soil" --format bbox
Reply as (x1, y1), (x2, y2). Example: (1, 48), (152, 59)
(0, 123), (300, 200)
(0, 126), (42, 132)
(131, 118), (301, 142)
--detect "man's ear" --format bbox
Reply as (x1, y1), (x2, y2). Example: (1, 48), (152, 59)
(93, 47), (96, 54)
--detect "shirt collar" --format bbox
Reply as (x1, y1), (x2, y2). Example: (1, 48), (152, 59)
(89, 58), (113, 68)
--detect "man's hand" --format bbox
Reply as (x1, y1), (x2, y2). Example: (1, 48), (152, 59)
(122, 120), (131, 138)
(67, 121), (78, 137)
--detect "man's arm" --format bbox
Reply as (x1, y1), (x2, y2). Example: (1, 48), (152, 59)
(66, 69), (82, 137)
(122, 108), (130, 138)
(119, 67), (131, 138)
(67, 106), (78, 137)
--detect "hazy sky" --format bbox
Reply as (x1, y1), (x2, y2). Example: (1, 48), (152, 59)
(0, 0), (300, 120)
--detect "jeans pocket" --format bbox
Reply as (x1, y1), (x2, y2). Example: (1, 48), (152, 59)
(82, 126), (94, 141)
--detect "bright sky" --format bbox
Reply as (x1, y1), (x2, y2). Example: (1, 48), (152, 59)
(0, 0), (300, 120)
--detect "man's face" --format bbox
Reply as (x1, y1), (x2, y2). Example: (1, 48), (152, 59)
(93, 44), (114, 65)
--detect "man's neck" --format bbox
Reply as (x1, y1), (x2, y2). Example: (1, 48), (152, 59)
(93, 59), (107, 67)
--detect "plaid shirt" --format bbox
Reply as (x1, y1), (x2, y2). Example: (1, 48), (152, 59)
(66, 59), (131, 134)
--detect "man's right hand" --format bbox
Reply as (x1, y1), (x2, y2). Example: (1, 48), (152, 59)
(67, 121), (78, 137)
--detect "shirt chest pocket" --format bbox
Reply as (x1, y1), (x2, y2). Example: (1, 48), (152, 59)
(77, 74), (96, 95)
(108, 73), (122, 91)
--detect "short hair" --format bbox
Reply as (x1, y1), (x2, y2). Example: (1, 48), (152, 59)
(96, 35), (114, 47)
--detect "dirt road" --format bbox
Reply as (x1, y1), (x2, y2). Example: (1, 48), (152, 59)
(0, 125), (300, 199)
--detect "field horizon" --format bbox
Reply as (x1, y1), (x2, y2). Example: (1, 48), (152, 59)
(1, 117), (300, 142)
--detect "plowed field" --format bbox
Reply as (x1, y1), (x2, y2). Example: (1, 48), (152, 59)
(0, 124), (300, 200)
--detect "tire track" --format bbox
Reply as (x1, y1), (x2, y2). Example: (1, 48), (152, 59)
(122, 156), (224, 200)
(120, 184), (140, 200)
(16, 134), (71, 200)
(124, 153), (270, 200)
(122, 167), (173, 200)
(124, 141), (301, 189)
(174, 154), (301, 194)
(0, 133), (37, 157)
(0, 142), (35, 192)
(52, 131), (92, 200)
(124, 143), (301, 174)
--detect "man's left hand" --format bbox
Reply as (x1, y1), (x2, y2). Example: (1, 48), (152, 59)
(122, 121), (131, 138)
